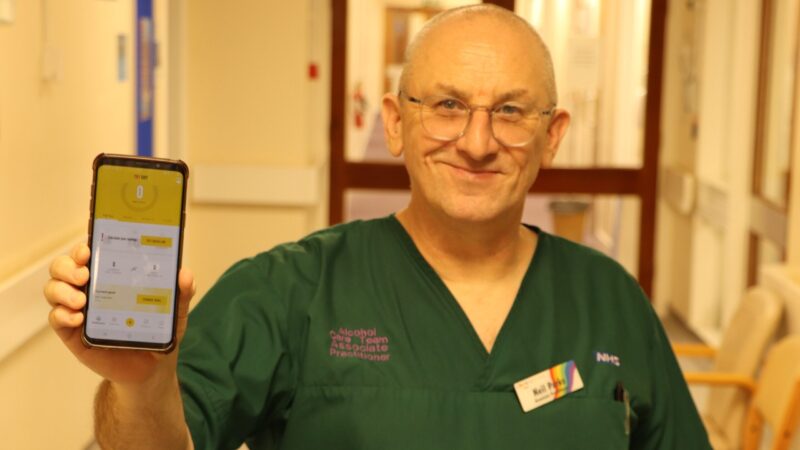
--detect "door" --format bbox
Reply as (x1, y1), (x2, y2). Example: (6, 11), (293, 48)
(748, 0), (799, 286)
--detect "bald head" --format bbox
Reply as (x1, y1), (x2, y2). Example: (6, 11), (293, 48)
(399, 4), (557, 105)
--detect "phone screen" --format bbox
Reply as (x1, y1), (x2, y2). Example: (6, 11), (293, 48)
(85, 162), (185, 348)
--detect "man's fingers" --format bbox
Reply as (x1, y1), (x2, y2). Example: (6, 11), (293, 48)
(66, 243), (91, 285)
(48, 255), (73, 280)
(174, 268), (195, 344)
(177, 268), (195, 314)
(43, 279), (86, 309)
(70, 243), (91, 266)
(46, 247), (89, 342)
(48, 305), (84, 331)
(49, 254), (89, 287)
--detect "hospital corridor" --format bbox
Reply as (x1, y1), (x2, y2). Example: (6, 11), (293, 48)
(1, 0), (800, 448)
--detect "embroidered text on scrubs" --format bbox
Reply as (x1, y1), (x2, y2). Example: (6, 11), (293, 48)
(595, 351), (621, 366)
(329, 327), (391, 362)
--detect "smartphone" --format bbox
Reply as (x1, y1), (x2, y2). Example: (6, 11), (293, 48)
(82, 154), (188, 352)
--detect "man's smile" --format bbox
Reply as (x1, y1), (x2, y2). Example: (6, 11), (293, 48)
(439, 161), (503, 181)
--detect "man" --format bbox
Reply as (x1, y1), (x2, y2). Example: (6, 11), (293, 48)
(45, 5), (711, 449)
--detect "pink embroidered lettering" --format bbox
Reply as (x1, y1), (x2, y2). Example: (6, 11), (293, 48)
(329, 327), (391, 362)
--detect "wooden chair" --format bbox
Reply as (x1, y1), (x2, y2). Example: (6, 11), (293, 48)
(690, 335), (800, 449)
(673, 287), (783, 449)
(740, 335), (800, 449)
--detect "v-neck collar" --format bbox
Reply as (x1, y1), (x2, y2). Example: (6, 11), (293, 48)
(386, 214), (545, 362)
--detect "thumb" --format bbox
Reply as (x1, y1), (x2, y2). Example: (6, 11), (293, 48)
(175, 267), (196, 344)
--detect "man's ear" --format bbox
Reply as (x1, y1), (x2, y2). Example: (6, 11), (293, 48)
(381, 93), (404, 157)
(540, 109), (570, 168)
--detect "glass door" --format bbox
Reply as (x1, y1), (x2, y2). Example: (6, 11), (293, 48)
(329, 0), (666, 295)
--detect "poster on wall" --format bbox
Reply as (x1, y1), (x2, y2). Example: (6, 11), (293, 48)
(136, 0), (154, 156)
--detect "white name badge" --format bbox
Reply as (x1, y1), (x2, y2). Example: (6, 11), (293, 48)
(514, 360), (584, 413)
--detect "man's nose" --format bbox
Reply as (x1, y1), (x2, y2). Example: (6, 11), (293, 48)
(456, 108), (502, 160)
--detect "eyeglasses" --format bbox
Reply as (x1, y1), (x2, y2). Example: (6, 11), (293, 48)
(399, 91), (554, 147)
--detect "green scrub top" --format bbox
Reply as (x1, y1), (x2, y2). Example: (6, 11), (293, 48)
(178, 216), (711, 450)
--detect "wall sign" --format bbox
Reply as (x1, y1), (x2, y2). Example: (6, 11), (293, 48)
(136, 0), (154, 156)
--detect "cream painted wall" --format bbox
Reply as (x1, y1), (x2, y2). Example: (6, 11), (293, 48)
(0, 0), (135, 281)
(183, 0), (330, 301)
(184, 205), (314, 299)
(186, 0), (311, 167)
(0, 330), (101, 449)
(0, 0), (138, 448)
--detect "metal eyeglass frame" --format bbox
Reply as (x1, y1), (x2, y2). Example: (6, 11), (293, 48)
(398, 90), (555, 147)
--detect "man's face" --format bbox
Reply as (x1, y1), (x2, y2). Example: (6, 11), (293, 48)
(383, 16), (569, 224)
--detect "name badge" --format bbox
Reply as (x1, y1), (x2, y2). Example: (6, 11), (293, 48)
(514, 360), (584, 412)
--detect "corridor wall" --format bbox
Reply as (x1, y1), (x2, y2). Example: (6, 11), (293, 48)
(0, 0), (135, 447)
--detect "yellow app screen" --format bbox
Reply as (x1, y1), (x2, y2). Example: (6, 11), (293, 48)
(86, 165), (184, 345)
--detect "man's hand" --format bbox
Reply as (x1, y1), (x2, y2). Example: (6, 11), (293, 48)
(43, 242), (195, 384)
(44, 242), (196, 449)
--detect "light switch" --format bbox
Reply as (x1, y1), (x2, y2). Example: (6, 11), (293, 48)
(0, 0), (15, 24)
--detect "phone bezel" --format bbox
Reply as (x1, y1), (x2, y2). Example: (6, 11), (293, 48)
(81, 153), (189, 352)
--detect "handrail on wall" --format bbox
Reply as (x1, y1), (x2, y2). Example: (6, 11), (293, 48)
(0, 237), (83, 363)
